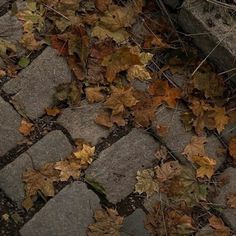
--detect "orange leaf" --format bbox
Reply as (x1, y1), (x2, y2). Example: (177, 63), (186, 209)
(45, 107), (61, 116)
(19, 119), (34, 136)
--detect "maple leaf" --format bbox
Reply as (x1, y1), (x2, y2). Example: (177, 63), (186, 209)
(227, 193), (236, 208)
(127, 65), (152, 81)
(135, 169), (159, 197)
(73, 144), (95, 166)
(54, 157), (81, 181)
(148, 80), (182, 108)
(154, 161), (182, 183)
(19, 119), (34, 136)
(211, 107), (229, 133)
(182, 136), (207, 159)
(208, 215), (230, 236)
(190, 156), (216, 179)
(104, 87), (138, 115)
(45, 107), (61, 116)
(85, 87), (105, 103)
(22, 163), (59, 210)
(87, 208), (123, 236)
(229, 136), (236, 160)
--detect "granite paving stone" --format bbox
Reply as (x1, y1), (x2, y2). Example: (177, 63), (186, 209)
(0, 97), (23, 156)
(179, 0), (236, 83)
(213, 167), (236, 230)
(20, 182), (100, 236)
(121, 209), (149, 236)
(3, 47), (72, 119)
(152, 103), (226, 168)
(86, 128), (159, 203)
(57, 102), (109, 145)
(0, 130), (73, 205)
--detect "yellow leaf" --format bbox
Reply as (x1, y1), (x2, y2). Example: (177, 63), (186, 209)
(182, 136), (207, 159)
(135, 169), (159, 197)
(73, 144), (95, 165)
(19, 119), (34, 136)
(127, 65), (152, 81)
(190, 156), (216, 179)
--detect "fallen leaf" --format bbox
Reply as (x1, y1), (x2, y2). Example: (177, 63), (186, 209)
(148, 80), (182, 108)
(19, 119), (34, 136)
(85, 87), (105, 103)
(73, 144), (95, 166)
(87, 208), (123, 236)
(135, 169), (159, 197)
(144, 35), (170, 49)
(212, 107), (229, 133)
(229, 136), (236, 160)
(0, 38), (16, 56)
(127, 65), (152, 81)
(0, 69), (6, 78)
(95, 111), (113, 128)
(190, 156), (216, 179)
(182, 136), (207, 159)
(20, 32), (41, 51)
(227, 193), (236, 208)
(208, 215), (230, 236)
(95, 0), (112, 12)
(155, 146), (168, 161)
(104, 87), (138, 115)
(45, 107), (61, 116)
(155, 161), (182, 183)
(18, 57), (30, 68)
(156, 124), (169, 137)
(54, 157), (81, 181)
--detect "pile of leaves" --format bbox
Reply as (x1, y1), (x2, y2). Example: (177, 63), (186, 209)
(1, 0), (236, 235)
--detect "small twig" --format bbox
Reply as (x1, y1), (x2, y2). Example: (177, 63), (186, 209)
(43, 3), (70, 20)
(219, 67), (236, 75)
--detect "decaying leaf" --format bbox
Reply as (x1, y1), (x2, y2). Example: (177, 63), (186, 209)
(127, 65), (152, 81)
(45, 107), (61, 116)
(87, 208), (123, 236)
(85, 87), (105, 103)
(19, 119), (34, 136)
(208, 215), (230, 236)
(104, 87), (138, 115)
(229, 136), (236, 160)
(190, 156), (216, 179)
(73, 144), (95, 165)
(211, 107), (229, 133)
(54, 157), (81, 181)
(227, 193), (236, 208)
(135, 169), (159, 197)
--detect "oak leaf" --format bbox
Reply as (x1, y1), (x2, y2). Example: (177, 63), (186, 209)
(104, 87), (138, 115)
(135, 169), (159, 197)
(229, 136), (236, 160)
(19, 119), (34, 136)
(73, 144), (95, 166)
(87, 208), (123, 236)
(190, 156), (216, 179)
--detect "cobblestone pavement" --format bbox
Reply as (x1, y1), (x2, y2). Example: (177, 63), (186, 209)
(0, 1), (236, 236)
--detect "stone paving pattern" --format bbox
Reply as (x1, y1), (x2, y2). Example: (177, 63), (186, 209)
(0, 1), (235, 234)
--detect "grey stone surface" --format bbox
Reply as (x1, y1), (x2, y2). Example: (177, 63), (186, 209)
(86, 129), (159, 203)
(0, 153), (32, 204)
(152, 103), (226, 168)
(3, 47), (72, 119)
(20, 182), (100, 236)
(0, 97), (23, 156)
(0, 130), (72, 205)
(213, 167), (236, 230)
(179, 0), (236, 83)
(220, 122), (236, 143)
(121, 209), (149, 236)
(57, 102), (109, 145)
(195, 225), (215, 236)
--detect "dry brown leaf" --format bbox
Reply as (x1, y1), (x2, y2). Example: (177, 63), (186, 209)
(148, 80), (182, 108)
(95, 112), (113, 128)
(22, 163), (59, 210)
(208, 215), (230, 236)
(104, 87), (138, 115)
(73, 144), (95, 166)
(127, 65), (152, 81)
(85, 87), (105, 103)
(155, 146), (168, 161)
(87, 208), (123, 236)
(182, 136), (207, 159)
(156, 124), (169, 137)
(20, 32), (41, 51)
(227, 193), (236, 208)
(45, 107), (61, 116)
(19, 119), (34, 136)
(135, 169), (159, 197)
(0, 69), (6, 78)
(190, 156), (216, 179)
(155, 161), (182, 183)
(229, 136), (236, 160)
(95, 0), (112, 12)
(212, 107), (229, 133)
(54, 157), (81, 181)
(144, 35), (170, 49)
